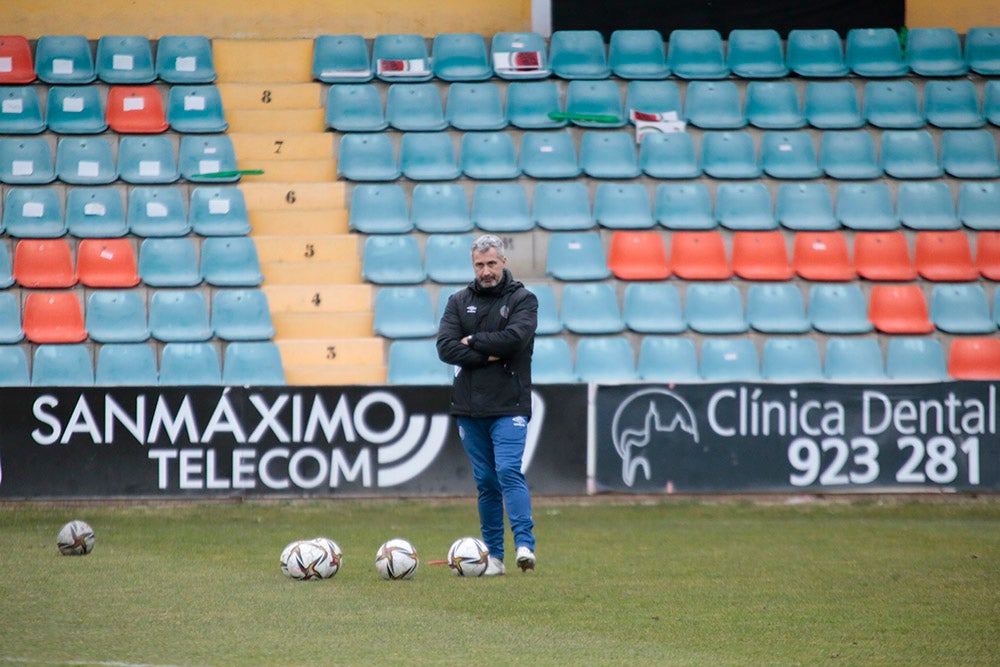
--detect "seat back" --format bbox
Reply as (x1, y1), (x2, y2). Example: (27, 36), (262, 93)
(445, 82), (506, 130)
(745, 81), (804, 129)
(747, 283), (809, 333)
(948, 338), (1000, 379)
(386, 339), (452, 384)
(325, 83), (386, 132)
(820, 130), (882, 180)
(166, 84), (228, 133)
(373, 286), (438, 339)
(575, 336), (637, 382)
(915, 231), (978, 282)
(560, 283), (624, 334)
(941, 129), (1000, 179)
(803, 81), (862, 129)
(668, 230), (731, 279)
(4, 187), (65, 238)
(786, 29), (848, 77)
(0, 344), (29, 386)
(106, 85), (168, 133)
(640, 131), (701, 179)
(581, 131), (640, 179)
(666, 29), (728, 79)
(201, 236), (263, 287)
(361, 235), (425, 284)
(846, 27), (908, 77)
(532, 181), (593, 231)
(127, 186), (190, 237)
(211, 289), (275, 341)
(700, 338), (760, 381)
(791, 230), (855, 281)
(189, 186), (251, 236)
(399, 131), (461, 181)
(760, 131), (821, 179)
(654, 183), (714, 230)
(976, 230), (1000, 280)
(155, 35), (216, 83)
(77, 238), (140, 288)
(223, 341), (286, 385)
(824, 338), (886, 381)
(880, 130), (943, 179)
(777, 182), (838, 231)
(22, 291), (86, 343)
(313, 34), (372, 83)
(179, 134), (239, 182)
(13, 238), (75, 287)
(338, 132), (399, 181)
(117, 135), (179, 184)
(924, 80), (984, 129)
(959, 182), (1000, 231)
(727, 28), (787, 78)
(55, 136), (117, 185)
(594, 183), (653, 229)
(31, 344), (93, 386)
(65, 187), (127, 238)
(564, 79), (625, 127)
(138, 237), (201, 287)
(0, 137), (55, 184)
(854, 231), (917, 281)
(0, 35), (36, 84)
(518, 131), (581, 178)
(700, 131), (761, 178)
(348, 184), (412, 234)
(386, 83), (447, 131)
(836, 182), (899, 230)
(684, 282), (748, 334)
(808, 284), (873, 333)
(0, 86), (45, 134)
(96, 343), (158, 385)
(524, 284), (563, 335)
(886, 337), (948, 381)
(609, 29), (668, 79)
(623, 282), (684, 334)
(372, 33), (431, 81)
(906, 27), (966, 76)
(966, 26), (1000, 75)
(897, 181), (959, 231)
(715, 182), (776, 230)
(149, 289), (212, 342)
(549, 29), (610, 79)
(608, 230), (669, 280)
(731, 230), (793, 280)
(45, 85), (107, 134)
(532, 336), (575, 383)
(159, 342), (222, 385)
(505, 80), (564, 128)
(432, 32), (492, 82)
(637, 336), (699, 382)
(0, 292), (23, 343)
(95, 35), (155, 84)
(471, 183), (531, 232)
(762, 338), (822, 381)
(85, 290), (149, 343)
(868, 284), (934, 334)
(684, 80), (745, 128)
(424, 233), (476, 283)
(863, 80), (924, 128)
(460, 132), (520, 180)
(491, 32), (551, 79)
(930, 283), (995, 334)
(544, 231), (610, 281)
(411, 183), (472, 233)
(35, 35), (95, 84)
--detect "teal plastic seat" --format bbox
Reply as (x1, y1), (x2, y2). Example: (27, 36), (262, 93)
(386, 83), (447, 131)
(776, 183), (837, 231)
(155, 35), (216, 83)
(906, 27), (967, 77)
(747, 284), (809, 334)
(189, 186), (250, 236)
(432, 33), (491, 81)
(337, 133), (399, 181)
(594, 183), (653, 230)
(0, 242), (11, 287)
(425, 233), (476, 284)
(941, 129), (1000, 179)
(623, 282), (684, 334)
(3, 187), (65, 238)
(138, 237), (201, 287)
(804, 81), (864, 129)
(348, 184), (412, 234)
(715, 182), (776, 230)
(700, 338), (760, 381)
(550, 29), (609, 79)
(127, 187), (190, 237)
(684, 80), (745, 129)
(886, 337), (948, 381)
(0, 86), (45, 134)
(824, 338), (886, 381)
(761, 338), (822, 381)
(0, 293), (23, 343)
(223, 341), (286, 385)
(0, 137), (55, 184)
(411, 184), (472, 233)
(966, 27), (1000, 76)
(532, 337), (575, 383)
(166, 84), (228, 133)
(897, 182), (960, 231)
(924, 80), (984, 129)
(211, 289), (275, 341)
(985, 80), (1000, 124)
(930, 284), (996, 334)
(532, 182), (593, 231)
(31, 344), (94, 386)
(460, 132), (520, 180)
(761, 131), (821, 179)
(561, 283), (624, 334)
(820, 130), (882, 180)
(373, 34), (432, 82)
(880, 130), (942, 179)
(575, 336), (638, 382)
(55, 136), (117, 185)
(362, 235), (425, 284)
(45, 85), (107, 134)
(324, 84), (387, 132)
(434, 286), (462, 324)
(374, 286), (439, 339)
(786, 29), (849, 77)
(118, 135), (178, 184)
(580, 131), (639, 179)
(609, 29), (668, 80)
(446, 82), (506, 130)
(179, 134), (239, 182)
(35, 35), (95, 84)
(958, 182), (1000, 230)
(654, 183), (714, 230)
(149, 289), (212, 342)
(846, 28), (908, 77)
(701, 131), (761, 179)
(159, 342), (222, 385)
(637, 336), (699, 382)
(745, 81), (804, 129)
(491, 32), (551, 80)
(471, 183), (531, 232)
(201, 236), (263, 287)
(545, 231), (610, 281)
(400, 132), (460, 181)
(863, 80), (924, 129)
(66, 187), (127, 238)
(313, 35), (372, 83)
(95, 35), (155, 84)
(519, 131), (581, 179)
(685, 283), (748, 334)
(505, 81), (565, 129)
(524, 284), (563, 335)
(0, 345), (29, 386)
(836, 182), (899, 231)
(666, 29), (728, 79)
(726, 29), (788, 78)
(625, 80), (682, 119)
(386, 339), (452, 385)
(640, 132), (701, 179)
(86, 290), (150, 343)
(808, 283), (873, 333)
(96, 343), (158, 386)
(564, 79), (625, 127)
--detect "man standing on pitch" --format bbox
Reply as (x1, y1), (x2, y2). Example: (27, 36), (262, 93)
(437, 234), (538, 575)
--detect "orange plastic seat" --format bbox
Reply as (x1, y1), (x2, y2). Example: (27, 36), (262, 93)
(667, 231), (731, 280)
(792, 231), (855, 281)
(76, 238), (140, 288)
(607, 230), (670, 280)
(22, 291), (87, 343)
(948, 338), (1000, 379)
(868, 284), (934, 334)
(914, 231), (978, 282)
(976, 231), (1000, 280)
(854, 231), (917, 281)
(13, 239), (76, 288)
(731, 230), (794, 280)
(105, 85), (168, 133)
(0, 36), (36, 83)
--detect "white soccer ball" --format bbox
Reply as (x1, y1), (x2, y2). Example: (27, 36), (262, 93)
(279, 540), (300, 578)
(375, 538), (419, 580)
(447, 536), (489, 577)
(57, 520), (95, 556)
(308, 536), (343, 578)
(283, 540), (334, 581)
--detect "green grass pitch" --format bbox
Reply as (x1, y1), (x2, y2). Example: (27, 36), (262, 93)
(1, 497), (998, 666)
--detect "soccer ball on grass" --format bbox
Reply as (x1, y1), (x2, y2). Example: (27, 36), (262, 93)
(281, 538), (342, 580)
(57, 520), (95, 556)
(447, 536), (489, 577)
(375, 538), (419, 580)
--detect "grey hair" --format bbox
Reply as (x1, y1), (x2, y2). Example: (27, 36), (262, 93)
(471, 234), (506, 258)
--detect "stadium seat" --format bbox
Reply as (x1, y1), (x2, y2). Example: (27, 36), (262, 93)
(159, 342), (222, 385)
(905, 27), (967, 76)
(77, 238), (140, 288)
(505, 80), (565, 128)
(531, 336), (576, 384)
(845, 27), (908, 77)
(668, 230), (731, 279)
(0, 292), (23, 343)
(959, 182), (1000, 230)
(862, 80), (924, 129)
(868, 284), (934, 334)
(948, 338), (1000, 379)
(95, 35), (155, 84)
(3, 187), (65, 238)
(564, 80), (626, 127)
(348, 184), (412, 234)
(399, 132), (460, 181)
(524, 284), (563, 335)
(700, 131), (761, 179)
(211, 289), (275, 341)
(491, 32), (551, 80)
(575, 336), (638, 382)
(386, 83), (447, 131)
(155, 35), (216, 83)
(609, 29), (668, 79)
(95, 343), (158, 386)
(0, 86), (45, 134)
(0, 137), (55, 184)
(460, 132), (520, 180)
(924, 80), (984, 129)
(637, 336), (699, 382)
(432, 32), (492, 81)
(106, 85), (168, 133)
(777, 183), (838, 231)
(666, 29), (728, 79)
(223, 341), (286, 385)
(138, 237), (201, 287)
(34, 35), (95, 84)
(581, 132), (640, 179)
(179, 134), (239, 182)
(201, 236), (263, 287)
(31, 344), (94, 386)
(55, 136), (117, 185)
(545, 231), (610, 281)
(786, 29), (849, 77)
(820, 130), (882, 180)
(362, 235), (425, 284)
(13, 238), (75, 287)
(623, 282), (684, 333)
(373, 34), (432, 82)
(561, 283), (624, 334)
(761, 338), (822, 381)
(808, 283), (873, 333)
(337, 133), (399, 181)
(730, 230), (793, 280)
(22, 291), (86, 343)
(532, 182), (593, 231)
(45, 85), (107, 134)
(684, 80), (745, 129)
(127, 186), (190, 237)
(0, 345), (29, 386)
(897, 182), (960, 231)
(625, 79), (682, 121)
(914, 231), (978, 281)
(117, 135), (179, 184)
(411, 183), (472, 233)
(324, 84), (386, 132)
(941, 129), (1000, 179)
(836, 182), (899, 231)
(654, 183), (715, 230)
(65, 187), (127, 238)
(803, 81), (864, 129)
(761, 131), (821, 179)
(594, 183), (654, 229)
(824, 338), (886, 381)
(881, 130), (943, 179)
(149, 289), (212, 342)
(792, 231), (855, 281)
(0, 242), (11, 288)
(446, 82), (506, 130)
(189, 186), (251, 236)
(549, 29), (610, 79)
(700, 338), (760, 381)
(166, 84), (228, 133)
(424, 233), (476, 284)
(519, 131), (581, 179)
(886, 337), (948, 381)
(313, 34), (372, 83)
(0, 35), (36, 84)
(747, 283), (809, 333)
(930, 283), (995, 334)
(745, 81), (804, 129)
(85, 290), (150, 343)
(966, 27), (1000, 76)
(854, 231), (917, 281)
(715, 182), (776, 230)
(386, 339), (452, 385)
(607, 230), (669, 280)
(684, 283), (748, 334)
(470, 183), (531, 232)
(640, 131), (701, 179)
(727, 29), (787, 78)
(976, 231), (1000, 280)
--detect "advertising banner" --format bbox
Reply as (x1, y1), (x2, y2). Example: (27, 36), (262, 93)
(592, 382), (999, 494)
(0, 384), (587, 499)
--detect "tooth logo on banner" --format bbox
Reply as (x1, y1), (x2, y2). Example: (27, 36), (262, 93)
(611, 388), (699, 487)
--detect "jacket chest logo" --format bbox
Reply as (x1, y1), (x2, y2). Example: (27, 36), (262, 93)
(466, 305), (477, 314)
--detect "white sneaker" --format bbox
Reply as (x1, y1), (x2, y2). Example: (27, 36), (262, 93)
(515, 546), (536, 571)
(484, 556), (506, 576)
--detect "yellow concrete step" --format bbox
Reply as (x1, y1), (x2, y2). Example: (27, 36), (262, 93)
(249, 209), (348, 235)
(283, 364), (387, 386)
(227, 108), (326, 133)
(262, 260), (361, 285)
(264, 283), (371, 313)
(240, 181), (346, 210)
(230, 133), (333, 161)
(254, 234), (359, 263)
(218, 82), (323, 110)
(237, 159), (336, 182)
(213, 39), (314, 83)
(273, 312), (372, 338)
(276, 338), (384, 366)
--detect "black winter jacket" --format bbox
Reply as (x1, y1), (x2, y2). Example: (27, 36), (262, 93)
(436, 269), (538, 418)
